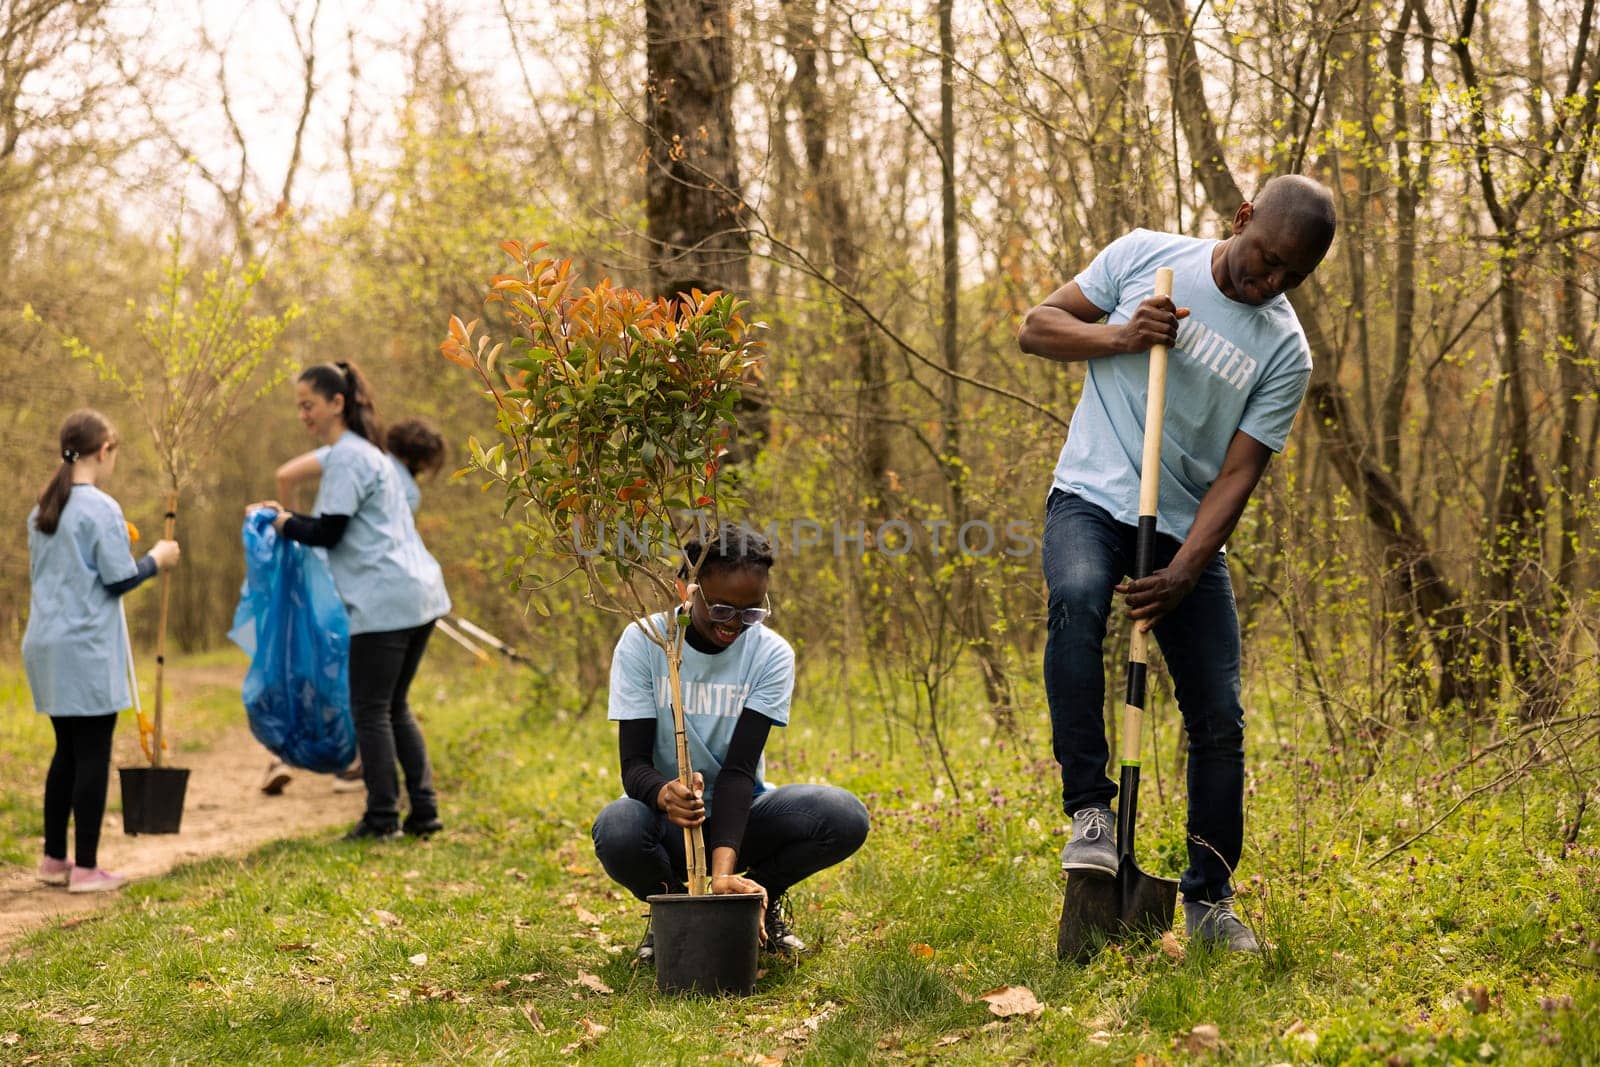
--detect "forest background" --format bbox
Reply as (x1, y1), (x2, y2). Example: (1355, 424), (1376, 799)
(1, 0), (1597, 795)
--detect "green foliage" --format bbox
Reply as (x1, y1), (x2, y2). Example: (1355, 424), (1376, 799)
(56, 230), (301, 492)
(442, 243), (764, 622)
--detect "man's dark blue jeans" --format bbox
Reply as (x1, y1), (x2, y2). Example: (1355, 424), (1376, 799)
(592, 784), (870, 902)
(1042, 489), (1245, 903)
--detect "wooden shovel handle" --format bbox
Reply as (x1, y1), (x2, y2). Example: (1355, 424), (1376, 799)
(1136, 268), (1174, 523)
(1122, 266), (1173, 764)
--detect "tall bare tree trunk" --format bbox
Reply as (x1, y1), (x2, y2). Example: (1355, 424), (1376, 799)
(643, 0), (761, 450)
(933, 0), (1013, 726)
(1450, 0), (1596, 719)
(782, 0), (890, 503)
(643, 0), (749, 298)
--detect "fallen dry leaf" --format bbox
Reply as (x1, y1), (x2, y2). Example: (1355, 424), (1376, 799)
(909, 942), (936, 959)
(408, 953), (428, 967)
(934, 1032), (967, 1047)
(518, 1002), (548, 1034)
(1182, 1023), (1222, 1054)
(575, 905), (604, 926)
(574, 972), (613, 995)
(1159, 931), (1186, 961)
(2, 1033), (19, 1047)
(564, 863), (595, 876)
(559, 1016), (609, 1056)
(779, 1001), (837, 1043)
(276, 942), (314, 952)
(370, 909), (403, 928)
(1284, 1019), (1319, 1048)
(71, 1017), (95, 1027)
(747, 1055), (785, 1066)
(1087, 1030), (1113, 1045)
(1133, 1054), (1173, 1067)
(978, 985), (1045, 1019)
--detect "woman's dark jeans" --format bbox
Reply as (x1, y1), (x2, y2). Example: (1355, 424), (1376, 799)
(1042, 489), (1246, 903)
(592, 784), (870, 902)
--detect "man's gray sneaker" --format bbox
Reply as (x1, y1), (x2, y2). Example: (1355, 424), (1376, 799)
(1183, 896), (1262, 952)
(1060, 806), (1117, 877)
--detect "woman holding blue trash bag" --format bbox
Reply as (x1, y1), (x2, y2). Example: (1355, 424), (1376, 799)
(257, 416), (448, 795)
(247, 361), (449, 840)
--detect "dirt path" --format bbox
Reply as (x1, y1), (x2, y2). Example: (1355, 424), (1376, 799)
(0, 663), (362, 953)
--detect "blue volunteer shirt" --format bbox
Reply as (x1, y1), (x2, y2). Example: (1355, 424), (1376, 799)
(22, 485), (139, 716)
(387, 454), (421, 513)
(1051, 228), (1312, 540)
(607, 611), (794, 805)
(314, 431), (450, 634)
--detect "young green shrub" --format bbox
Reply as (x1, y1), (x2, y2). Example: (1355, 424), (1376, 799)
(441, 241), (764, 893)
(55, 232), (300, 765)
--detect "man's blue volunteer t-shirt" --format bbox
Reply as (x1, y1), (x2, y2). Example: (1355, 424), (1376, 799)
(1050, 228), (1312, 540)
(607, 612), (794, 806)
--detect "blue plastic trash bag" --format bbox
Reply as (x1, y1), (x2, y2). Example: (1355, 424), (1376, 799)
(228, 509), (356, 772)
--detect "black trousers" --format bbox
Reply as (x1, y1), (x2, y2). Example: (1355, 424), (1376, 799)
(349, 622), (439, 829)
(44, 713), (118, 869)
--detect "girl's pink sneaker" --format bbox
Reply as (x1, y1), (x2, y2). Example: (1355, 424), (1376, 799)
(67, 867), (126, 894)
(38, 856), (72, 886)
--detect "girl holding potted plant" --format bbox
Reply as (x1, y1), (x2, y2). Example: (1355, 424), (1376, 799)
(23, 409), (181, 893)
(591, 523), (871, 962)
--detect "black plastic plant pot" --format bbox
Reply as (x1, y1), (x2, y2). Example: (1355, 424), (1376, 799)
(647, 892), (763, 995)
(119, 766), (190, 835)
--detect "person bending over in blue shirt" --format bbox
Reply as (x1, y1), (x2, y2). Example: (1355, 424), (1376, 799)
(248, 362), (451, 841)
(1017, 175), (1337, 952)
(591, 523), (870, 964)
(259, 416), (448, 796)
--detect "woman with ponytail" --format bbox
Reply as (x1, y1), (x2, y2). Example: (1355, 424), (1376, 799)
(23, 410), (181, 893)
(247, 362), (450, 840)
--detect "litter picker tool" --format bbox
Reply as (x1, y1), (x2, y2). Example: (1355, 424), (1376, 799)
(452, 616), (534, 666)
(435, 618), (492, 666)
(1058, 266), (1182, 961)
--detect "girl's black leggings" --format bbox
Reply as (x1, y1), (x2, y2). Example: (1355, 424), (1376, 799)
(44, 713), (118, 869)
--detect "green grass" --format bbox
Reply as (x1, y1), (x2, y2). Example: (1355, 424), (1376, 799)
(0, 655), (1596, 1064)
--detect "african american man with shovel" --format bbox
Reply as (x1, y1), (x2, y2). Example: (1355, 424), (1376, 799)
(1018, 175), (1337, 953)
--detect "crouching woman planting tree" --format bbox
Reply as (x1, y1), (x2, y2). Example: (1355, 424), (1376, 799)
(592, 524), (870, 962)
(441, 244), (867, 966)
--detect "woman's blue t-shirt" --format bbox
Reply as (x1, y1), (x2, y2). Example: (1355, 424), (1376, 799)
(607, 612), (794, 805)
(313, 431), (450, 634)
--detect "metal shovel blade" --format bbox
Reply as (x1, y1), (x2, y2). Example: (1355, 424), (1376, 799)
(1117, 855), (1178, 937)
(1057, 860), (1178, 961)
(1057, 870), (1119, 962)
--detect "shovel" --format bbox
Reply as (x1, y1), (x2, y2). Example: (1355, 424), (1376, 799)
(1058, 266), (1181, 961)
